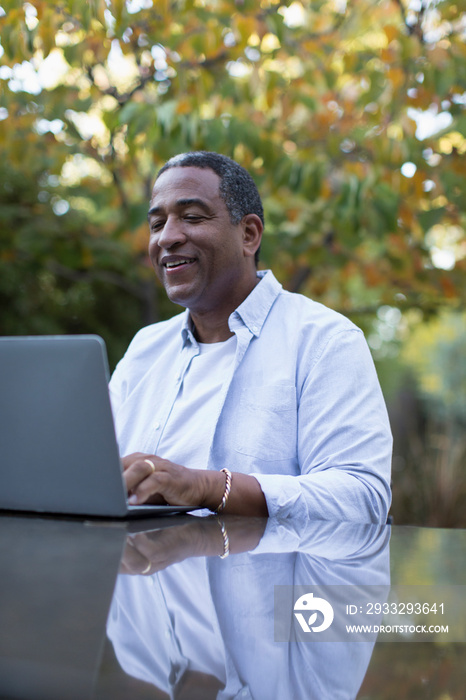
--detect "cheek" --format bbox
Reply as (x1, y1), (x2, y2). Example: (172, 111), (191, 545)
(148, 238), (159, 262)
(148, 245), (164, 281)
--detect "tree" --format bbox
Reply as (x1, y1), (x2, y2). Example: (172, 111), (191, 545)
(0, 0), (465, 363)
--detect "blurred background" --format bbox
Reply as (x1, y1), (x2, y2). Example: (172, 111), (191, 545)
(0, 0), (465, 527)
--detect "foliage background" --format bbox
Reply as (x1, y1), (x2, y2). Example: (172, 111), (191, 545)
(1, 0), (465, 525)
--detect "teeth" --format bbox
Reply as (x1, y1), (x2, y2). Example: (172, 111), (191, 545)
(165, 258), (195, 268)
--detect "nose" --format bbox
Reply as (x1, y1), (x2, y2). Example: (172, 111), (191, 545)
(150, 215), (186, 255)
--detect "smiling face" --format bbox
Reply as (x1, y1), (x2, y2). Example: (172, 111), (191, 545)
(148, 166), (262, 325)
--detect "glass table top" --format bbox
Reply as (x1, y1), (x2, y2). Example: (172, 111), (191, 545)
(0, 513), (464, 699)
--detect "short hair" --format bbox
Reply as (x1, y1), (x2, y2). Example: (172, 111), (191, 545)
(156, 151), (263, 264)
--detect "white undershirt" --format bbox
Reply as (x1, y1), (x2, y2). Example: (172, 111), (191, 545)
(155, 335), (236, 469)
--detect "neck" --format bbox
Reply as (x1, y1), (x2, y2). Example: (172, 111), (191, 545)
(190, 273), (260, 343)
(191, 316), (234, 344)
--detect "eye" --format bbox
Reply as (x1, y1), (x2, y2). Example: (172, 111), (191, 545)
(150, 220), (165, 232)
(184, 214), (205, 223)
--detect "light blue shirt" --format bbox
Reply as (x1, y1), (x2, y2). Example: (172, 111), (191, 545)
(109, 270), (392, 522)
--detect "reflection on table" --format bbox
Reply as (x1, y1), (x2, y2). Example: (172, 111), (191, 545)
(0, 514), (464, 699)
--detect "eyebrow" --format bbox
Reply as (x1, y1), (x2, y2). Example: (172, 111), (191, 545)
(147, 198), (212, 219)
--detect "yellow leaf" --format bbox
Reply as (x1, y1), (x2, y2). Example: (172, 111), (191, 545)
(176, 98), (191, 115)
(383, 25), (398, 43)
(233, 16), (257, 45)
(387, 67), (405, 90)
(261, 33), (280, 53)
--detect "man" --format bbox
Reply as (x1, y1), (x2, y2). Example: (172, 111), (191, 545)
(109, 151), (392, 521)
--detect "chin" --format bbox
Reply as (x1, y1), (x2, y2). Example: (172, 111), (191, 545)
(165, 288), (194, 309)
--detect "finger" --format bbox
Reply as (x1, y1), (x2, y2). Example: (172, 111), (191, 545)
(129, 490), (168, 506)
(128, 470), (170, 505)
(124, 458), (159, 494)
(121, 452), (147, 471)
(124, 532), (190, 573)
(120, 540), (153, 575)
(143, 458), (156, 474)
(127, 533), (168, 566)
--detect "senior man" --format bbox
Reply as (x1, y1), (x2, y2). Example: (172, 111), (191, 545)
(109, 151), (392, 521)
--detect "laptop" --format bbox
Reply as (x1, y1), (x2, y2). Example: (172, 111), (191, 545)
(0, 335), (199, 518)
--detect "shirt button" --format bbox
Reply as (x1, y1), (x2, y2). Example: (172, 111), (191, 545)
(154, 423), (160, 431)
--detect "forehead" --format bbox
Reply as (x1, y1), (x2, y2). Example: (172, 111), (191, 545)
(150, 166), (223, 208)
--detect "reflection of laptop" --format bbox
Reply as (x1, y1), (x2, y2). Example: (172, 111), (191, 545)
(0, 513), (197, 699)
(0, 335), (198, 518)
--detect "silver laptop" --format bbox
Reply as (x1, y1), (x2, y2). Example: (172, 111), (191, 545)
(0, 335), (198, 518)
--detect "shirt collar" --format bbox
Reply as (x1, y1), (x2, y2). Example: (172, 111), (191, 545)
(229, 270), (282, 337)
(181, 310), (196, 346)
(180, 270), (282, 344)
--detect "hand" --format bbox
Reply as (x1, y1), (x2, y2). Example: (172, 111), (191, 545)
(122, 452), (217, 507)
(120, 519), (208, 575)
(120, 515), (268, 575)
(122, 452), (269, 516)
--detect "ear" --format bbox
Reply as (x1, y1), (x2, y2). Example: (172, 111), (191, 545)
(241, 214), (263, 259)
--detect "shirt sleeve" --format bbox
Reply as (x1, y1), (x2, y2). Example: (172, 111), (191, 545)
(252, 329), (392, 523)
(108, 357), (125, 420)
(249, 517), (390, 557)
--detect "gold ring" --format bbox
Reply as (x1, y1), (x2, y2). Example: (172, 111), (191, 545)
(141, 562), (151, 575)
(144, 458), (156, 473)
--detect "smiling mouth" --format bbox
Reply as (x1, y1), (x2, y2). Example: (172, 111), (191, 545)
(163, 257), (197, 270)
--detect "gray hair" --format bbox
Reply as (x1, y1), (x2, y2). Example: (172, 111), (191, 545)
(156, 151), (263, 264)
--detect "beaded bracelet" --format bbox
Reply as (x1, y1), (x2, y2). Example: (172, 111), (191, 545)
(212, 468), (232, 514)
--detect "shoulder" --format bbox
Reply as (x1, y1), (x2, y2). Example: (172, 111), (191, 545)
(258, 270), (357, 334)
(256, 269), (358, 337)
(272, 287), (361, 342)
(109, 312), (187, 402)
(111, 312), (186, 387)
(260, 284), (368, 374)
(123, 312), (186, 357)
